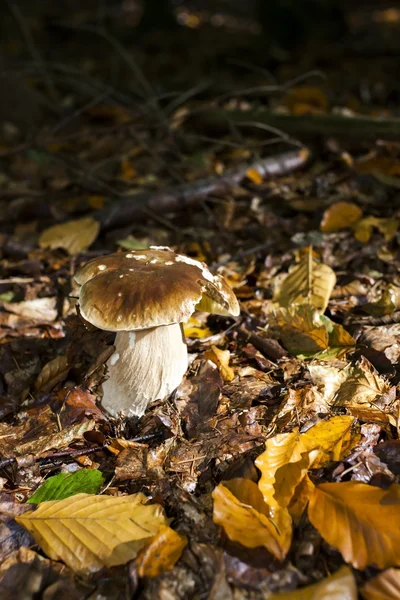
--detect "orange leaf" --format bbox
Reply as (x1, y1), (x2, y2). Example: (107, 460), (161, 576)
(320, 202), (362, 233)
(268, 566), (356, 600)
(212, 479), (292, 561)
(136, 525), (187, 578)
(204, 345), (235, 381)
(308, 482), (400, 569)
(246, 167), (263, 185)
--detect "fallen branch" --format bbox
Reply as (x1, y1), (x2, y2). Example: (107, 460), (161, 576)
(192, 109), (400, 142)
(96, 147), (310, 231)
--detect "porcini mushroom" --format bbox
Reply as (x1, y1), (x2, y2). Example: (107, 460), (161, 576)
(74, 246), (239, 417)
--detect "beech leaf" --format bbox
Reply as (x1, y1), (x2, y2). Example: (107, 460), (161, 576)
(269, 566), (356, 600)
(320, 201), (362, 233)
(16, 492), (168, 572)
(34, 355), (69, 392)
(204, 345), (235, 381)
(212, 478), (292, 561)
(136, 525), (187, 578)
(308, 482), (400, 569)
(274, 251), (336, 312)
(361, 568), (400, 600)
(274, 305), (329, 355)
(28, 469), (104, 504)
(39, 217), (100, 255)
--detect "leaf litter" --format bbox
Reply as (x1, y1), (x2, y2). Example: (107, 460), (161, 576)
(0, 3), (400, 598)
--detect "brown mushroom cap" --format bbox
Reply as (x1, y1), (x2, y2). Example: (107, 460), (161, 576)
(74, 247), (240, 331)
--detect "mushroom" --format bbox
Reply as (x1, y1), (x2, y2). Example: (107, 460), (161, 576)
(74, 246), (239, 417)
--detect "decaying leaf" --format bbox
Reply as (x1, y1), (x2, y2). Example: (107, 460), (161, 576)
(34, 355), (69, 392)
(204, 345), (235, 381)
(363, 284), (400, 317)
(28, 469), (104, 504)
(333, 359), (390, 408)
(136, 525), (187, 578)
(273, 251), (336, 312)
(14, 420), (95, 456)
(308, 482), (400, 569)
(269, 566), (356, 600)
(39, 217), (100, 255)
(16, 492), (168, 572)
(361, 568), (400, 600)
(320, 201), (362, 233)
(212, 478), (291, 561)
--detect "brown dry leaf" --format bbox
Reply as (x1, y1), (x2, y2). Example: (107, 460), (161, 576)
(14, 420), (95, 456)
(212, 479), (292, 561)
(34, 355), (69, 392)
(355, 156), (400, 176)
(363, 284), (400, 317)
(16, 493), (167, 573)
(282, 86), (329, 115)
(361, 568), (400, 600)
(287, 475), (315, 524)
(274, 305), (329, 355)
(204, 345), (235, 381)
(308, 482), (400, 569)
(320, 202), (362, 233)
(273, 251), (336, 312)
(333, 360), (390, 408)
(39, 217), (100, 255)
(136, 524), (187, 578)
(274, 386), (329, 428)
(119, 158), (137, 182)
(269, 566), (356, 600)
(256, 416), (358, 512)
(3, 297), (57, 322)
(308, 363), (353, 404)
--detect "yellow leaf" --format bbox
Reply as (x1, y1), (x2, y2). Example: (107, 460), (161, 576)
(320, 202), (362, 233)
(204, 345), (235, 381)
(308, 482), (400, 569)
(256, 416), (358, 511)
(16, 493), (168, 573)
(183, 316), (213, 339)
(39, 217), (100, 255)
(361, 568), (400, 600)
(269, 566), (356, 600)
(354, 216), (400, 244)
(274, 250), (336, 312)
(288, 475), (315, 523)
(136, 525), (187, 578)
(120, 158), (137, 182)
(363, 284), (400, 317)
(333, 360), (389, 408)
(274, 305), (329, 355)
(246, 167), (263, 185)
(212, 479), (291, 561)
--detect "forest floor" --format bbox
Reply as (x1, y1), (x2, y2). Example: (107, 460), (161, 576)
(0, 5), (400, 599)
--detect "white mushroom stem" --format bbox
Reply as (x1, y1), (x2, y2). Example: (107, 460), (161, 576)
(101, 323), (188, 417)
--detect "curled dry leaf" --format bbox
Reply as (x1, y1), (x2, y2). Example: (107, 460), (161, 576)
(268, 566), (356, 600)
(39, 216), (100, 255)
(16, 492), (168, 572)
(320, 201), (362, 233)
(361, 568), (400, 600)
(212, 478), (292, 561)
(136, 524), (187, 578)
(204, 345), (235, 381)
(273, 251), (336, 312)
(34, 355), (69, 392)
(308, 482), (400, 569)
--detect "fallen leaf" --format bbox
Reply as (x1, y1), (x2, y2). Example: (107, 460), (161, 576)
(361, 568), (400, 600)
(212, 479), (291, 561)
(308, 482), (400, 569)
(333, 359), (390, 408)
(256, 416), (358, 511)
(363, 284), (400, 317)
(204, 345), (235, 381)
(273, 251), (336, 312)
(183, 315), (213, 339)
(28, 469), (104, 503)
(274, 305), (329, 355)
(320, 202), (362, 233)
(246, 167), (263, 184)
(269, 566), (356, 600)
(34, 355), (69, 392)
(16, 492), (168, 572)
(353, 216), (399, 244)
(14, 420), (95, 456)
(136, 524), (187, 578)
(39, 217), (100, 255)
(3, 297), (57, 322)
